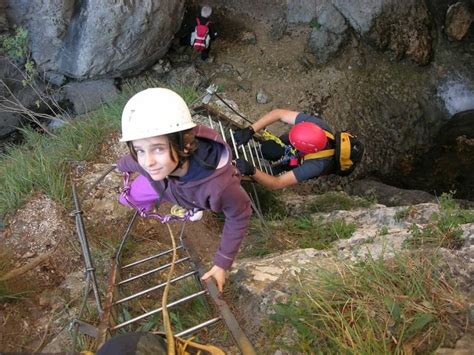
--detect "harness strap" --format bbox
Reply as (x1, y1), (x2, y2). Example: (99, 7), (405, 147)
(261, 130), (298, 156)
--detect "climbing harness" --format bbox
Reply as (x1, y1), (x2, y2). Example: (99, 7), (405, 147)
(120, 172), (196, 223)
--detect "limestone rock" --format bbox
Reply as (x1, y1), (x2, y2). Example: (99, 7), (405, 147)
(445, 2), (474, 41)
(6, 0), (185, 79)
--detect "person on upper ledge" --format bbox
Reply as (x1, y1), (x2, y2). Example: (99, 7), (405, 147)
(180, 5), (218, 61)
(233, 109), (337, 190)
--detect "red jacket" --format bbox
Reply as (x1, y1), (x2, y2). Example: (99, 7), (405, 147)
(117, 125), (252, 269)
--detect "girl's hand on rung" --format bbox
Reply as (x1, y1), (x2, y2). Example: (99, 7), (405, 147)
(201, 265), (226, 292)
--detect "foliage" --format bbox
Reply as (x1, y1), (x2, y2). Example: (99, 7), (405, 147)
(0, 97), (122, 218)
(307, 191), (373, 213)
(242, 215), (356, 257)
(293, 216), (356, 249)
(267, 252), (467, 354)
(241, 181), (287, 219)
(0, 26), (36, 85)
(405, 193), (474, 249)
(1, 26), (29, 60)
(394, 207), (412, 221)
(309, 18), (321, 29)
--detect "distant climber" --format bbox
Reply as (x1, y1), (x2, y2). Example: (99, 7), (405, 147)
(180, 5), (217, 61)
(233, 109), (364, 190)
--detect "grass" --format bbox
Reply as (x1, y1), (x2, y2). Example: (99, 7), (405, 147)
(266, 251), (467, 354)
(394, 207), (412, 221)
(241, 181), (287, 219)
(405, 193), (474, 249)
(242, 215), (356, 257)
(292, 216), (356, 249)
(0, 80), (200, 220)
(307, 191), (373, 214)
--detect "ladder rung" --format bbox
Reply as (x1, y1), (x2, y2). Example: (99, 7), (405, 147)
(121, 245), (184, 269)
(113, 271), (198, 305)
(175, 317), (222, 338)
(117, 257), (190, 285)
(112, 290), (208, 330)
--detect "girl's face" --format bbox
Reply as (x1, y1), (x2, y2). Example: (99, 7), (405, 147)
(132, 135), (180, 181)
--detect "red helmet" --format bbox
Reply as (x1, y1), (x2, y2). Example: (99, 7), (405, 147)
(289, 122), (328, 153)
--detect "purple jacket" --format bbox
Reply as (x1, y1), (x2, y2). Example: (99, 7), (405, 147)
(117, 125), (252, 270)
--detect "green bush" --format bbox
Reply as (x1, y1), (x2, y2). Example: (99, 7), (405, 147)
(1, 26), (29, 60)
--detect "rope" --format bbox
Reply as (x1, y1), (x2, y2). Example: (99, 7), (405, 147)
(212, 91), (254, 125)
(162, 225), (225, 355)
(163, 224), (177, 354)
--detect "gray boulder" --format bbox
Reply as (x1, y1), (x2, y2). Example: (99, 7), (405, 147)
(5, 0), (185, 79)
(307, 4), (348, 64)
(445, 2), (474, 41)
(62, 79), (119, 115)
(332, 0), (385, 34)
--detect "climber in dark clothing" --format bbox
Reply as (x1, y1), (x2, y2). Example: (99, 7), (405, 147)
(233, 109), (337, 190)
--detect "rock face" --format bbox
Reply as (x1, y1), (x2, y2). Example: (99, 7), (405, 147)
(5, 0), (185, 79)
(307, 3), (348, 64)
(333, 0), (433, 65)
(231, 201), (473, 336)
(396, 110), (474, 200)
(0, 1), (8, 33)
(366, 0), (433, 64)
(445, 2), (474, 41)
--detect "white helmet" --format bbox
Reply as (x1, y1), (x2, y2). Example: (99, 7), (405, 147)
(120, 88), (196, 142)
(201, 5), (212, 18)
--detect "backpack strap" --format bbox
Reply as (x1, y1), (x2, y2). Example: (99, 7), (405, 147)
(196, 17), (201, 25)
(303, 149), (335, 161)
(302, 130), (336, 161)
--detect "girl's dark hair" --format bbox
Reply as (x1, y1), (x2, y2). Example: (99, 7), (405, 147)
(127, 129), (198, 167)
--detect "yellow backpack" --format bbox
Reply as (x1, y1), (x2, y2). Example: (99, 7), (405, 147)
(302, 130), (364, 176)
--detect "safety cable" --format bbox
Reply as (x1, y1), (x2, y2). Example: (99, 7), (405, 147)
(212, 91), (254, 126)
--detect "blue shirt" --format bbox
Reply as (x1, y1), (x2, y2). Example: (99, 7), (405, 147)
(291, 113), (336, 182)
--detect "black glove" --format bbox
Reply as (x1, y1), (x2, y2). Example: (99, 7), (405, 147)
(233, 126), (254, 146)
(236, 158), (256, 176)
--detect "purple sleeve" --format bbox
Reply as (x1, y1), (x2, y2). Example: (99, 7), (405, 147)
(117, 154), (142, 173)
(119, 174), (159, 212)
(212, 183), (252, 270)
